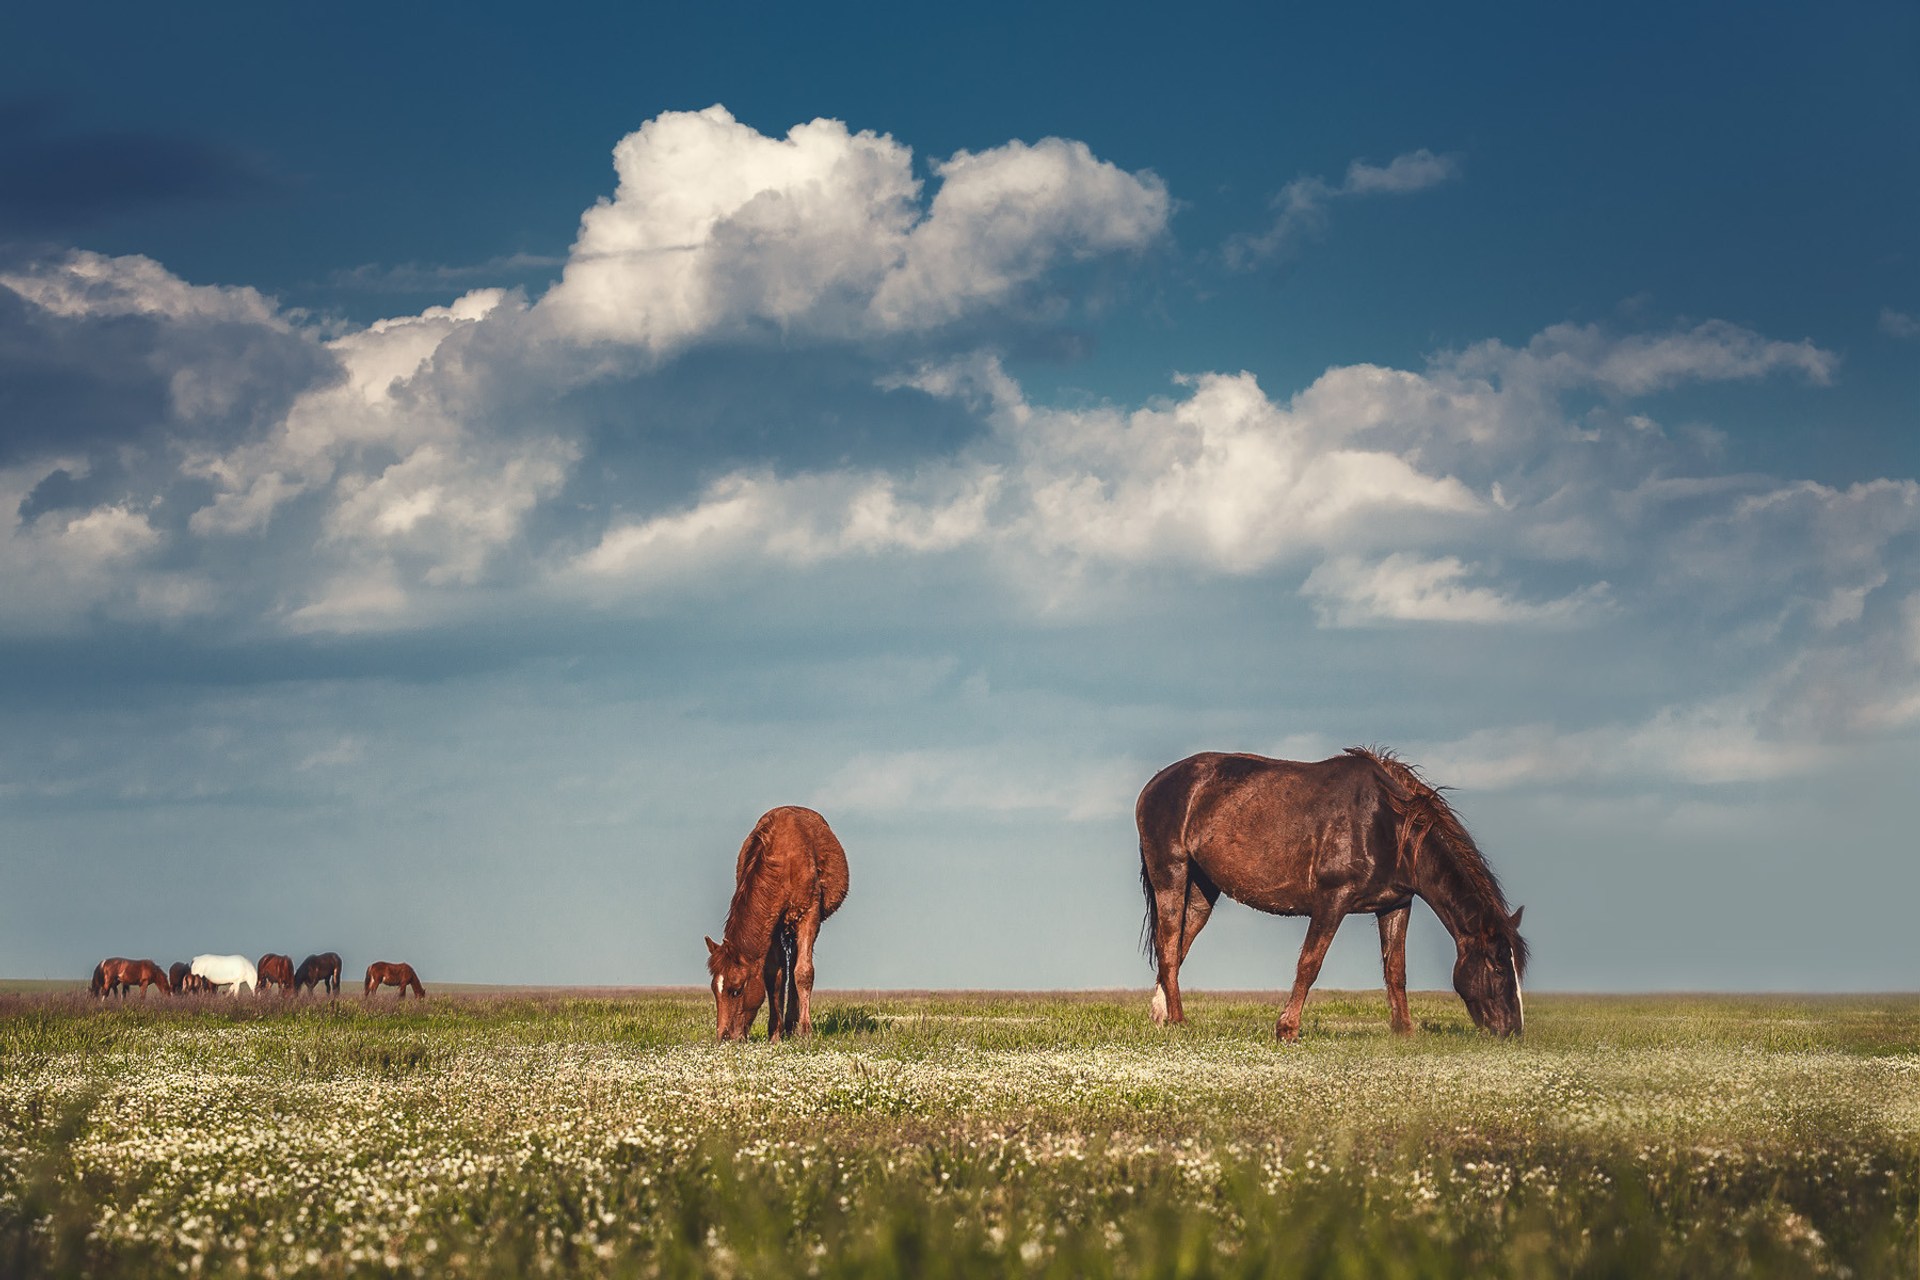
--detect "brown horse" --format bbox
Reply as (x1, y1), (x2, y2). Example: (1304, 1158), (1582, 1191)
(166, 962), (210, 994)
(705, 806), (850, 1041)
(91, 957), (171, 997)
(1138, 748), (1527, 1040)
(294, 952), (342, 996)
(364, 962), (425, 998)
(257, 954), (295, 994)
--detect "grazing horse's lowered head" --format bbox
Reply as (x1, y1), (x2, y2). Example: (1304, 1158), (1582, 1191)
(704, 935), (771, 1042)
(1453, 908), (1526, 1038)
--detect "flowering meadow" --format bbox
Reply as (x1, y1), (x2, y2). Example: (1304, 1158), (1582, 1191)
(0, 988), (1914, 1278)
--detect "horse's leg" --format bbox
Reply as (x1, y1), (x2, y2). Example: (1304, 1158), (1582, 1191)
(1145, 852), (1191, 1025)
(1179, 869), (1221, 964)
(1378, 905), (1413, 1035)
(782, 932), (800, 1039)
(762, 945), (788, 1043)
(791, 913), (821, 1037)
(1276, 909), (1349, 1043)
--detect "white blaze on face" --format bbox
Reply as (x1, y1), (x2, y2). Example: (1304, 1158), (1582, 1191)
(1510, 954), (1524, 1033)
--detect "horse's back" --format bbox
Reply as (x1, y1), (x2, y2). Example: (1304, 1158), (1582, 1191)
(751, 805), (850, 921)
(1139, 751), (1398, 908)
(191, 953), (257, 986)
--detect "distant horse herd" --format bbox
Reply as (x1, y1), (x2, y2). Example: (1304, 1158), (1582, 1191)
(88, 748), (1531, 1045)
(90, 951), (420, 999)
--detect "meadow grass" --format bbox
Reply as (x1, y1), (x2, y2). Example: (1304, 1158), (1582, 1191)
(0, 989), (1914, 1277)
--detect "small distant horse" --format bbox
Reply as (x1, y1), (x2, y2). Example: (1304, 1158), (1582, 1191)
(294, 952), (342, 996)
(1139, 749), (1527, 1040)
(190, 954), (259, 996)
(167, 962), (209, 995)
(256, 954), (295, 994)
(364, 962), (425, 998)
(91, 957), (170, 997)
(705, 806), (850, 1042)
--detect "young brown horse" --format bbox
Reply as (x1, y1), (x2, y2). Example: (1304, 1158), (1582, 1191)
(256, 954), (295, 994)
(91, 957), (171, 997)
(705, 806), (850, 1042)
(1138, 748), (1527, 1041)
(294, 952), (342, 996)
(166, 962), (210, 994)
(364, 962), (425, 998)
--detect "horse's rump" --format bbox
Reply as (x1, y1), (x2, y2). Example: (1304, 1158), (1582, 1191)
(258, 954), (295, 988)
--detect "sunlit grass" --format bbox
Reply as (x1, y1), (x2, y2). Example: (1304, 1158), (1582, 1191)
(1, 990), (1915, 1276)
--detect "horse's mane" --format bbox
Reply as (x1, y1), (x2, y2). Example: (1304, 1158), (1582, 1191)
(710, 818), (779, 975)
(1346, 746), (1529, 976)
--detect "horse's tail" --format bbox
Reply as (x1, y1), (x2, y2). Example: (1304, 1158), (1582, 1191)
(1138, 846), (1157, 961)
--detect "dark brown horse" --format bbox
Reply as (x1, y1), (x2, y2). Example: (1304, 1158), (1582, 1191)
(294, 952), (342, 996)
(257, 954), (295, 994)
(1138, 748), (1527, 1040)
(91, 957), (171, 997)
(705, 806), (850, 1042)
(364, 961), (425, 998)
(167, 962), (210, 994)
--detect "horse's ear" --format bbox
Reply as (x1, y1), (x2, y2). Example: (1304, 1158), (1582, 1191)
(704, 936), (719, 956)
(1508, 906), (1524, 930)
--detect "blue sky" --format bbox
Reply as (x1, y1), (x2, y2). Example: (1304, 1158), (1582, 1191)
(1, 2), (1916, 992)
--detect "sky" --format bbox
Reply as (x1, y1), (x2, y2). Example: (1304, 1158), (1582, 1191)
(1, 2), (1916, 993)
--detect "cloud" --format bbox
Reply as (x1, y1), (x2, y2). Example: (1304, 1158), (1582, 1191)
(1417, 697), (1828, 790)
(328, 253), (565, 294)
(1453, 319), (1836, 396)
(1, 104), (1913, 795)
(1301, 554), (1609, 627)
(539, 106), (1168, 352)
(813, 746), (1140, 822)
(1880, 307), (1919, 340)
(1226, 147), (1458, 268)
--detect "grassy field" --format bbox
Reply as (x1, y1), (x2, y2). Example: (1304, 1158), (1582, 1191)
(1, 989), (1914, 1278)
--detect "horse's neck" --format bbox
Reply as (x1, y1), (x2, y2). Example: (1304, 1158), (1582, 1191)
(724, 868), (782, 958)
(1414, 854), (1500, 945)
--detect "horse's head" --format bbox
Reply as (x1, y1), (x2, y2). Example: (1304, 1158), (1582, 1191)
(1452, 907), (1525, 1038)
(705, 936), (765, 1041)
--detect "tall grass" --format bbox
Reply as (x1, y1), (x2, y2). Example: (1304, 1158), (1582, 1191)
(1, 990), (1914, 1277)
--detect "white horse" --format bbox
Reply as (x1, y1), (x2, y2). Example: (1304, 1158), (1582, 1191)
(190, 953), (258, 995)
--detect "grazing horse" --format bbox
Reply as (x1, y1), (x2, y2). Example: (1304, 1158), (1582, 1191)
(293, 952), (343, 996)
(256, 954), (295, 994)
(1138, 748), (1528, 1041)
(364, 962), (425, 998)
(92, 957), (170, 996)
(167, 962), (209, 994)
(190, 953), (259, 995)
(705, 805), (850, 1042)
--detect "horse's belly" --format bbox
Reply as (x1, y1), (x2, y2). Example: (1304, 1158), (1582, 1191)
(1196, 856), (1315, 915)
